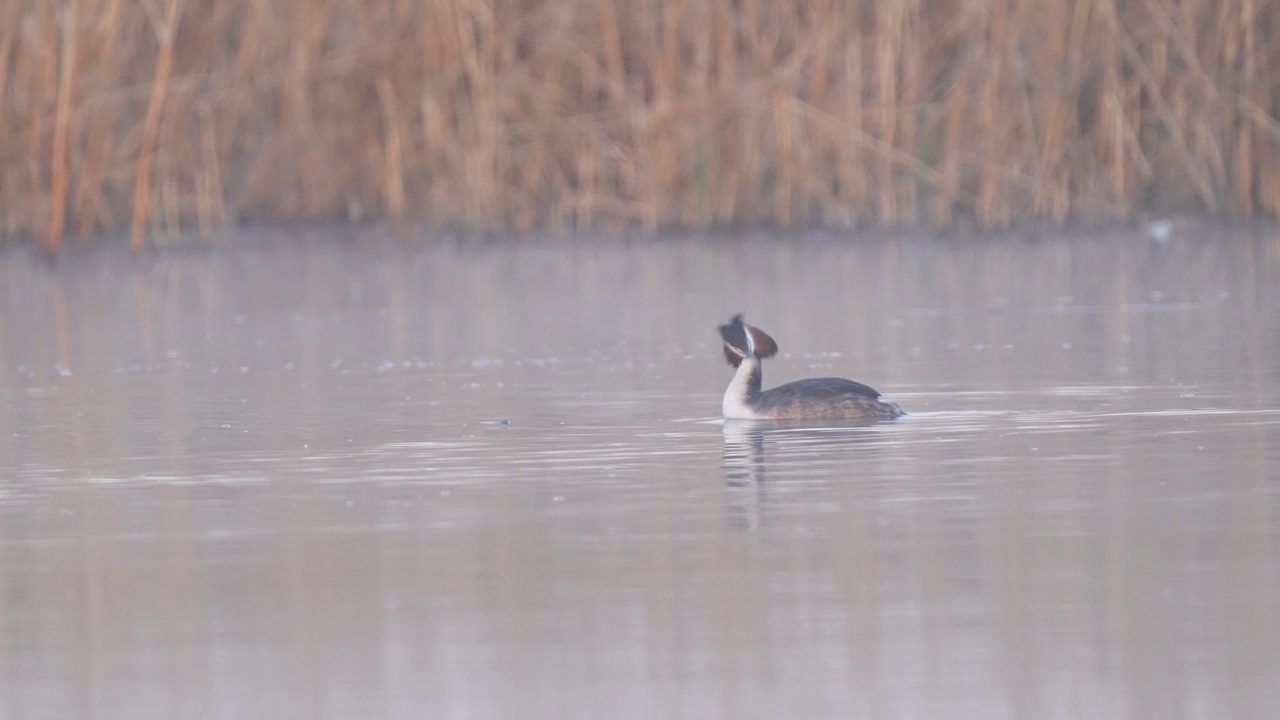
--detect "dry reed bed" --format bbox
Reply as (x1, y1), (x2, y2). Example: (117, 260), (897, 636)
(3, 0), (1278, 250)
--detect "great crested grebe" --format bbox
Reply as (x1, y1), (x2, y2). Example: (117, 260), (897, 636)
(718, 314), (903, 420)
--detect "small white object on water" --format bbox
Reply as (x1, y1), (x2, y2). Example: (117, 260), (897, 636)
(1146, 218), (1174, 242)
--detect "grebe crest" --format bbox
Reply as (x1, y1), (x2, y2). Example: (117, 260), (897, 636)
(717, 313), (903, 420)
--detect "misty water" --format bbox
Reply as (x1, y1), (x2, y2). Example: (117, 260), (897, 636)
(2, 226), (1280, 719)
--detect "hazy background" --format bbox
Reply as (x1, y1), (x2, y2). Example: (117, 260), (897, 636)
(2, 0), (1279, 252)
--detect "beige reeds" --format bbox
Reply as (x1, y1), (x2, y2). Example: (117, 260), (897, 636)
(47, 0), (81, 254)
(130, 0), (183, 250)
(1, 0), (1278, 248)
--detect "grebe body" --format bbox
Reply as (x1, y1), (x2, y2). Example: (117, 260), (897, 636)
(718, 314), (903, 420)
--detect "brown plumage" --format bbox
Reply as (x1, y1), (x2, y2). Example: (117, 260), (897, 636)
(719, 313), (777, 367)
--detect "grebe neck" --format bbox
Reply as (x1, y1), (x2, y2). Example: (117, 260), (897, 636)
(722, 357), (764, 419)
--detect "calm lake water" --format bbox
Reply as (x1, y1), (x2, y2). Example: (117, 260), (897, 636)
(2, 226), (1280, 719)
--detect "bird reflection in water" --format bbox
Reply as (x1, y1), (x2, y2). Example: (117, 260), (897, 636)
(721, 418), (892, 531)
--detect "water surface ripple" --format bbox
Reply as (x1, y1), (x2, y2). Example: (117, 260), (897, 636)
(2, 228), (1279, 719)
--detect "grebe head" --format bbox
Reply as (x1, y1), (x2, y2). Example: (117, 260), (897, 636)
(718, 314), (778, 367)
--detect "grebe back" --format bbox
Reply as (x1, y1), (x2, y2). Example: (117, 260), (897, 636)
(718, 314), (903, 420)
